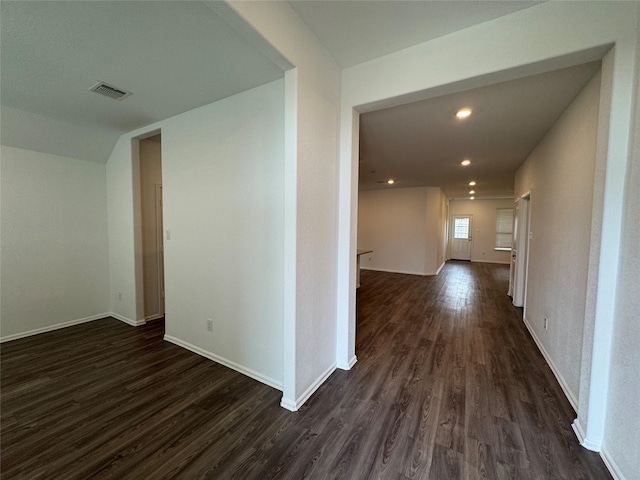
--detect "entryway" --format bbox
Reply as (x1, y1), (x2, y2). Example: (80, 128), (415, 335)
(139, 134), (165, 321)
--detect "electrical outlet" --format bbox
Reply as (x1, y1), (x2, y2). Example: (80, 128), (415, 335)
(207, 319), (213, 332)
(544, 317), (549, 330)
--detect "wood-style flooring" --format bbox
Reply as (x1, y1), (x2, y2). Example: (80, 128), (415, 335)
(1, 261), (611, 479)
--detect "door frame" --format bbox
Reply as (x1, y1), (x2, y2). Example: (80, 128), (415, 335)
(154, 183), (165, 317)
(450, 214), (473, 261)
(512, 192), (531, 309)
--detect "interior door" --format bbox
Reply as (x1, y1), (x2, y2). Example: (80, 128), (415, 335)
(451, 215), (472, 260)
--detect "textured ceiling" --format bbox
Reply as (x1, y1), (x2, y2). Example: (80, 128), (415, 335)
(359, 62), (601, 198)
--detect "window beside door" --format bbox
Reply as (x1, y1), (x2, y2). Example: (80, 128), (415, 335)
(495, 208), (514, 251)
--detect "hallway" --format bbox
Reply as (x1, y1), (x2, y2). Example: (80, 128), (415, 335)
(1, 262), (611, 478)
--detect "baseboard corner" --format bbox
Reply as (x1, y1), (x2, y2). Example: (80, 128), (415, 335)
(108, 312), (145, 327)
(280, 397), (298, 412)
(337, 355), (357, 370)
(572, 419), (587, 445)
(284, 363), (337, 412)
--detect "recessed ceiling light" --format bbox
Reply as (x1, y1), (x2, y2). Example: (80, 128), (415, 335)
(461, 159), (471, 166)
(387, 179), (395, 184)
(456, 108), (472, 119)
(470, 196), (475, 200)
(469, 190), (476, 194)
(469, 181), (477, 186)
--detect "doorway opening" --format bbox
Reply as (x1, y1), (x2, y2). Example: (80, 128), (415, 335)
(138, 134), (165, 322)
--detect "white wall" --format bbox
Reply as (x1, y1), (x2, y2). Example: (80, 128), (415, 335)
(107, 79), (285, 388)
(0, 145), (109, 340)
(358, 186), (445, 275)
(603, 48), (640, 479)
(426, 188), (447, 274)
(514, 70), (601, 408)
(220, 1), (342, 409)
(106, 138), (140, 325)
(448, 198), (513, 264)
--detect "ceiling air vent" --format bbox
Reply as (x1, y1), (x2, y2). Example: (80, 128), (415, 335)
(89, 82), (132, 101)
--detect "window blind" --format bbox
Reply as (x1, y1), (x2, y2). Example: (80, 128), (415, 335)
(495, 208), (514, 249)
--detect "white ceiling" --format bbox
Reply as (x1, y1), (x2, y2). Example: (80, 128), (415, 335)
(359, 61), (601, 198)
(288, 1), (542, 68)
(0, 1), (283, 159)
(0, 0), (601, 194)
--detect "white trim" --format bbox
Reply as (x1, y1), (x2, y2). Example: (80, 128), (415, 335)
(336, 355), (357, 370)
(601, 447), (625, 480)
(0, 313), (111, 343)
(523, 316), (578, 411)
(574, 426), (625, 480)
(110, 312), (145, 327)
(470, 259), (511, 265)
(163, 334), (282, 391)
(280, 397), (298, 412)
(582, 436), (602, 452)
(360, 267), (434, 276)
(144, 314), (164, 322)
(280, 363), (337, 412)
(572, 416), (600, 452)
(435, 261), (445, 275)
(572, 419), (591, 446)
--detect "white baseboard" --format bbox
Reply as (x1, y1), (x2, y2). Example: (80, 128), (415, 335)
(109, 312), (145, 327)
(0, 313), (111, 343)
(280, 362), (337, 412)
(470, 259), (511, 265)
(572, 419), (587, 446)
(436, 261), (445, 275)
(163, 334), (282, 391)
(572, 419), (601, 451)
(144, 314), (164, 322)
(336, 355), (357, 370)
(280, 397), (297, 411)
(601, 446), (626, 480)
(361, 267), (428, 276)
(523, 316), (578, 411)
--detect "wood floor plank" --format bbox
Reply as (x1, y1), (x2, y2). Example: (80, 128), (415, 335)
(1, 262), (613, 479)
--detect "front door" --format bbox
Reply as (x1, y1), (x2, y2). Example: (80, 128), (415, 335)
(451, 215), (472, 260)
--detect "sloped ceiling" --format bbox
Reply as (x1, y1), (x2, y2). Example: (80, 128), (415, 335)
(0, 1), (284, 162)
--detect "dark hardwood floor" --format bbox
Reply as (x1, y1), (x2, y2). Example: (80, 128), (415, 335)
(1, 261), (611, 479)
